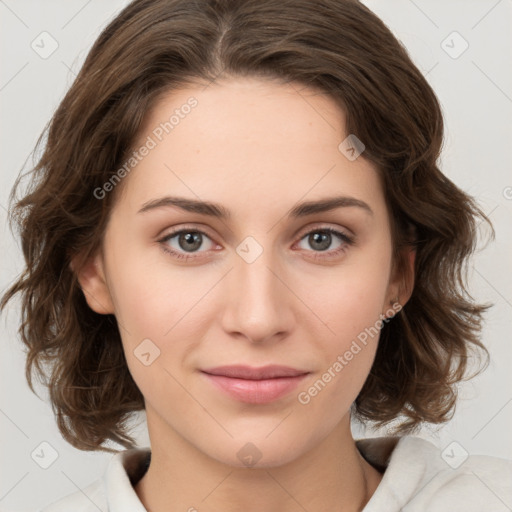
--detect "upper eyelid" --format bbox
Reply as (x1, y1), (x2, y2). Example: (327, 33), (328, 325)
(295, 224), (352, 239)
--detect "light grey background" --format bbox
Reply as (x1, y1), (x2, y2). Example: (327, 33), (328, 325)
(1, 0), (511, 510)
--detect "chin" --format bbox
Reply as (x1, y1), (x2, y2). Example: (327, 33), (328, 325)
(204, 431), (316, 470)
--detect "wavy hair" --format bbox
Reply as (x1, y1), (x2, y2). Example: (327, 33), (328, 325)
(1, 0), (493, 452)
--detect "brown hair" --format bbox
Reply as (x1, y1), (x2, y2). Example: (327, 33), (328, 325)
(1, 0), (493, 452)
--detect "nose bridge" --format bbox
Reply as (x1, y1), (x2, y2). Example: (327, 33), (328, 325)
(222, 235), (293, 342)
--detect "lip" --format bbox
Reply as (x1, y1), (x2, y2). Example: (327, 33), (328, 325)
(201, 365), (310, 404)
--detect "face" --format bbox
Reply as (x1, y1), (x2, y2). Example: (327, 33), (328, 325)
(78, 77), (410, 468)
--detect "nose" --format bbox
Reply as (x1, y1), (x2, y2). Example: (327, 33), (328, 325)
(220, 243), (295, 344)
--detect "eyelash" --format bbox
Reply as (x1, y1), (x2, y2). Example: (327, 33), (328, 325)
(157, 226), (354, 262)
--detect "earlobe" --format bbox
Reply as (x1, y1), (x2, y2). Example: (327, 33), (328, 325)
(70, 250), (115, 315)
(384, 247), (416, 317)
(401, 247), (416, 304)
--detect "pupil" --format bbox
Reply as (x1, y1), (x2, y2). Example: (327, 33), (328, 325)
(310, 232), (330, 251)
(180, 232), (202, 252)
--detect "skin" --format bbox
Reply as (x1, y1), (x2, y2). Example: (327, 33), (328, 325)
(75, 77), (415, 512)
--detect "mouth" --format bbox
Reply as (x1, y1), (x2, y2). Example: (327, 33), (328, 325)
(200, 365), (310, 404)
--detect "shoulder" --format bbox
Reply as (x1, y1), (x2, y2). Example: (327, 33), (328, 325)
(359, 436), (512, 512)
(416, 446), (512, 511)
(37, 447), (151, 512)
(37, 478), (106, 512)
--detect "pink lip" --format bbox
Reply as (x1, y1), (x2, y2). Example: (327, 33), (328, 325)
(201, 365), (310, 404)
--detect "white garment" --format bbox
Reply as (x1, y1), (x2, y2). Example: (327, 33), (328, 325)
(38, 436), (512, 511)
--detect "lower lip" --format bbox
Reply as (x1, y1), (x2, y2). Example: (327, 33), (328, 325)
(202, 372), (308, 404)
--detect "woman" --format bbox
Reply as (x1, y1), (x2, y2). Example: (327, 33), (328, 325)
(2, 0), (510, 510)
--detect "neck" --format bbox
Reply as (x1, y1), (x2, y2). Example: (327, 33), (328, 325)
(135, 413), (383, 512)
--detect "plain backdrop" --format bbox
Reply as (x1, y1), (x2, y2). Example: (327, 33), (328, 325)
(1, 0), (511, 510)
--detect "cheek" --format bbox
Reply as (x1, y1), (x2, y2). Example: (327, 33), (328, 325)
(294, 270), (386, 423)
(330, 273), (388, 342)
(301, 241), (392, 347)
(104, 249), (214, 385)
(294, 237), (392, 401)
(106, 243), (208, 337)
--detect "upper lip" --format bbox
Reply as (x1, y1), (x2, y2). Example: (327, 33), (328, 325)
(201, 365), (309, 380)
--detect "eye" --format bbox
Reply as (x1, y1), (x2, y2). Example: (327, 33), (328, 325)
(158, 225), (354, 262)
(295, 227), (354, 260)
(158, 228), (217, 260)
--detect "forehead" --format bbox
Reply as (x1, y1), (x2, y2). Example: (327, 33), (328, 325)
(118, 77), (386, 221)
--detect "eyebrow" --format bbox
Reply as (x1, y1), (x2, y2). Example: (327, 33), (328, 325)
(137, 195), (373, 218)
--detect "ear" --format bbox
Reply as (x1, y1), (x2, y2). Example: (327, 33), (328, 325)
(384, 247), (415, 315)
(70, 249), (115, 315)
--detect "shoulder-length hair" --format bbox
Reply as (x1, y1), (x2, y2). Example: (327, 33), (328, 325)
(1, 0), (493, 452)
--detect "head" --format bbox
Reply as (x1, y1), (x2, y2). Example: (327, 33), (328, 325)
(2, 0), (492, 461)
